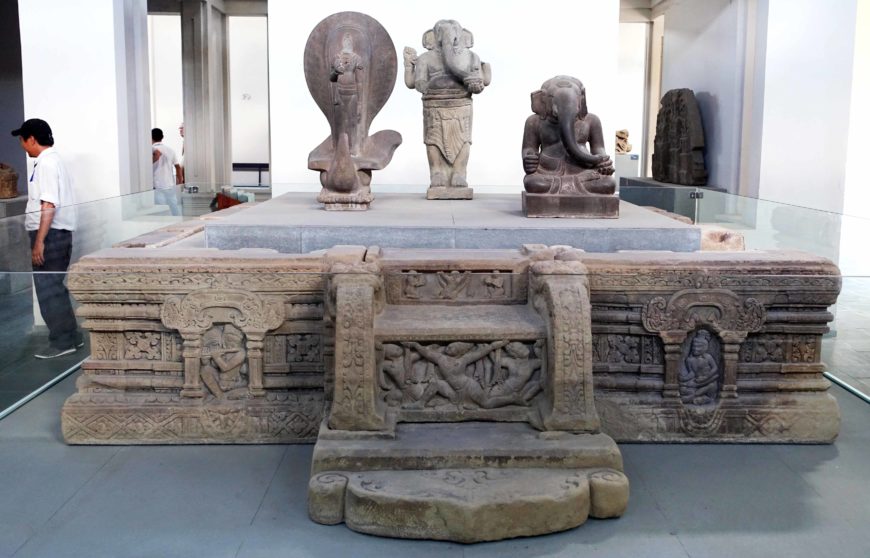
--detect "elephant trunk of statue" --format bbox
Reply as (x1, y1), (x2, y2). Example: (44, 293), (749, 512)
(440, 28), (474, 82)
(554, 88), (603, 167)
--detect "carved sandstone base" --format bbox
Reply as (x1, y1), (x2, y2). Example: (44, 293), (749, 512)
(426, 186), (474, 200)
(62, 392), (324, 444)
(596, 393), (840, 443)
(522, 192), (619, 218)
(308, 421), (628, 542)
(317, 189), (374, 211)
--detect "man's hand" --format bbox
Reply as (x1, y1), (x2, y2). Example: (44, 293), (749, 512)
(32, 239), (45, 266)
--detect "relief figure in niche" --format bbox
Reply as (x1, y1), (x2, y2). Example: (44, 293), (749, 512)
(200, 324), (249, 400)
(403, 271), (426, 299)
(678, 330), (720, 405)
(378, 343), (407, 405)
(403, 340), (515, 409)
(330, 33), (365, 154)
(483, 272), (505, 298)
(487, 341), (543, 404)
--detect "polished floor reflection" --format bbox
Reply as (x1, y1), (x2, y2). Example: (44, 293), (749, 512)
(0, 375), (868, 557)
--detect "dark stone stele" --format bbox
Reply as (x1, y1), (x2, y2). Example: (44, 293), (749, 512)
(652, 88), (708, 186)
(521, 76), (618, 219)
(304, 12), (403, 210)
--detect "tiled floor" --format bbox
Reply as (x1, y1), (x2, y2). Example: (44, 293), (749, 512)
(0, 374), (868, 557)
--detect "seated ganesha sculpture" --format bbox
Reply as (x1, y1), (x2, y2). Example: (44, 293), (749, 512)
(522, 76), (616, 196)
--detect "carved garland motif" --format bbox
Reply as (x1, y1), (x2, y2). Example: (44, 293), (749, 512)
(641, 289), (766, 333)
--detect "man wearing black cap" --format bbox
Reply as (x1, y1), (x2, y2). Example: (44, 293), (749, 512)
(12, 118), (83, 359)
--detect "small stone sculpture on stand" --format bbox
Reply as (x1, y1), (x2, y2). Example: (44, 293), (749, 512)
(404, 20), (491, 200)
(615, 129), (632, 154)
(0, 163), (18, 199)
(652, 88), (707, 185)
(521, 76), (618, 218)
(304, 12), (403, 210)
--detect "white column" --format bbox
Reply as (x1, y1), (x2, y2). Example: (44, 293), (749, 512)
(181, 0), (232, 188)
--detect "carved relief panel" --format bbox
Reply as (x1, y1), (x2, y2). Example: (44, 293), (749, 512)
(377, 339), (545, 417)
(678, 329), (722, 406)
(384, 270), (527, 304)
(592, 334), (664, 367)
(737, 333), (820, 369)
(160, 289), (285, 401)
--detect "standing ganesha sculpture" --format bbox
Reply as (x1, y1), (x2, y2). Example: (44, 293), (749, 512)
(404, 19), (492, 200)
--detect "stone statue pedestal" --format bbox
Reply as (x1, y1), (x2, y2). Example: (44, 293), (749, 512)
(523, 191), (619, 219)
(317, 189), (374, 211)
(426, 186), (473, 200)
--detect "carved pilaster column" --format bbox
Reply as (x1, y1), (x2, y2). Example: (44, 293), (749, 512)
(531, 260), (599, 433)
(328, 272), (386, 432)
(180, 335), (205, 398)
(660, 331), (688, 400)
(719, 331), (746, 399)
(246, 335), (266, 397)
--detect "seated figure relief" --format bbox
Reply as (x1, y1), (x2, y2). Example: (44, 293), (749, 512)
(200, 324), (249, 400)
(678, 330), (720, 405)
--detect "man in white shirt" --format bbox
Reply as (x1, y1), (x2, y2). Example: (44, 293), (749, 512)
(12, 118), (83, 358)
(152, 128), (183, 216)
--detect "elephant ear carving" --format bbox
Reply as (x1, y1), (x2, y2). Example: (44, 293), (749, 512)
(531, 90), (549, 118)
(422, 29), (436, 50)
(461, 29), (473, 48)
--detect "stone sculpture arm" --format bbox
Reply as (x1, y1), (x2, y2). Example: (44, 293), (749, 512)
(521, 116), (541, 174)
(460, 52), (485, 94)
(413, 54), (430, 94)
(403, 47), (417, 89)
(586, 114), (614, 175)
(213, 349), (245, 372)
(695, 354), (719, 385)
(406, 342), (447, 367)
(458, 340), (509, 367)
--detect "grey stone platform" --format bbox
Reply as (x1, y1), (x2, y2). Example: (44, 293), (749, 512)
(204, 193), (700, 253)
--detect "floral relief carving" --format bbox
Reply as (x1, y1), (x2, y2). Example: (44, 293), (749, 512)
(123, 332), (161, 360)
(642, 289), (766, 334)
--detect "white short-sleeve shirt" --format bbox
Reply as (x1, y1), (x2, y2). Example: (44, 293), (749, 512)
(24, 147), (77, 231)
(152, 143), (179, 190)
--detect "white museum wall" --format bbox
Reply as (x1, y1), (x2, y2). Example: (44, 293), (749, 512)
(843, 0), (870, 220)
(839, 0), (870, 276)
(615, 22), (647, 180)
(268, 0), (620, 195)
(229, 16), (270, 166)
(756, 0), (857, 216)
(660, 0), (745, 192)
(148, 15), (184, 160)
(19, 0), (151, 203)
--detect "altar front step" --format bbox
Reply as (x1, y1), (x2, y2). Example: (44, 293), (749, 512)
(308, 421), (628, 542)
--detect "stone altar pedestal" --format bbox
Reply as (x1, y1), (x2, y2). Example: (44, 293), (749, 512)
(203, 192), (700, 253)
(60, 202), (843, 543)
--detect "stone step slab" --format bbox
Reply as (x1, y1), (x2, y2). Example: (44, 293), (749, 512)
(309, 467), (629, 543)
